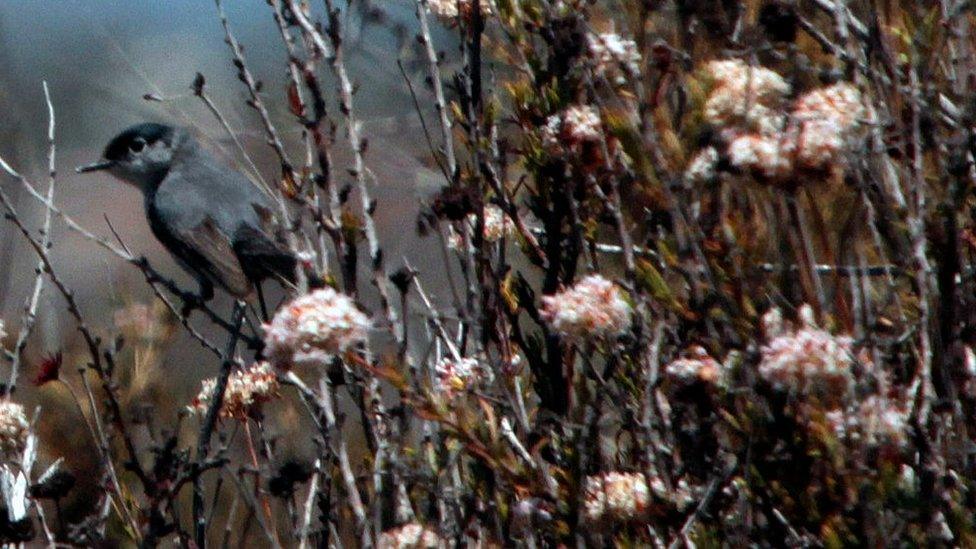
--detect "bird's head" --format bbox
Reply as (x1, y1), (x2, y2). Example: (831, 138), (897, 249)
(77, 123), (180, 189)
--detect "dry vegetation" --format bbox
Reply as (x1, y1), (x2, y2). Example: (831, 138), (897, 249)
(2, 0), (976, 546)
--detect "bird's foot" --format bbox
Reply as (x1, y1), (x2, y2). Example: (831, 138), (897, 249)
(179, 288), (213, 317)
(180, 293), (205, 317)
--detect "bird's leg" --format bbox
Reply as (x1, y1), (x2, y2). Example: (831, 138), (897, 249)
(255, 281), (271, 323)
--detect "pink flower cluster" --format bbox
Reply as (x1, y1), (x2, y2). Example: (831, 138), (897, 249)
(727, 134), (794, 179)
(482, 205), (515, 242)
(729, 82), (868, 179)
(264, 288), (370, 369)
(826, 395), (910, 453)
(447, 205), (517, 250)
(687, 59), (870, 183)
(789, 82), (870, 169)
(758, 305), (855, 405)
(540, 275), (631, 340)
(190, 362), (280, 421)
(377, 523), (442, 548)
(541, 104), (603, 151)
(434, 356), (494, 399)
(704, 59), (790, 136)
(582, 471), (662, 526)
(665, 345), (722, 385)
(588, 32), (641, 75)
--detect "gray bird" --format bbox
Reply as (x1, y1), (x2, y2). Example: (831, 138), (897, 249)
(77, 123), (297, 308)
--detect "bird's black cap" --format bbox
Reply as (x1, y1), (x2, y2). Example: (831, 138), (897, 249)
(102, 123), (175, 161)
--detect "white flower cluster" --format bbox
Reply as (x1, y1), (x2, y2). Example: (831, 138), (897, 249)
(704, 59), (791, 136)
(482, 204), (516, 242)
(684, 146), (719, 183)
(541, 105), (603, 151)
(690, 60), (870, 183)
(0, 401), (28, 459)
(426, 0), (493, 20)
(789, 82), (870, 170)
(826, 395), (910, 452)
(582, 471), (661, 526)
(588, 32), (641, 75)
(434, 356), (494, 398)
(540, 275), (631, 340)
(665, 346), (721, 385)
(727, 134), (794, 179)
(758, 305), (855, 405)
(264, 288), (370, 368)
(190, 362), (280, 421)
(377, 523), (442, 548)
(0, 320), (6, 343)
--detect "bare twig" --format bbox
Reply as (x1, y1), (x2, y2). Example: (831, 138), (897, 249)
(193, 300), (247, 547)
(7, 81), (57, 393)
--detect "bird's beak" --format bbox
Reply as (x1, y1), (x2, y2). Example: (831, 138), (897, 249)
(75, 160), (115, 174)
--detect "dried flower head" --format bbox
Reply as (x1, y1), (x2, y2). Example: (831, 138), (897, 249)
(434, 356), (494, 398)
(540, 275), (631, 340)
(588, 32), (641, 75)
(377, 523), (442, 548)
(582, 471), (660, 526)
(665, 346), (721, 385)
(541, 105), (603, 151)
(0, 401), (29, 459)
(426, 0), (493, 21)
(727, 133), (794, 180)
(758, 305), (854, 406)
(264, 288), (370, 369)
(190, 362), (280, 421)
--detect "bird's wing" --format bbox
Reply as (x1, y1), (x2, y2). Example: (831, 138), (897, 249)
(150, 180), (252, 297)
(232, 203), (297, 284)
(170, 217), (252, 297)
(250, 203), (291, 246)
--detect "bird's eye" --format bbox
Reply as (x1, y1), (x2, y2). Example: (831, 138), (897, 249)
(129, 139), (146, 154)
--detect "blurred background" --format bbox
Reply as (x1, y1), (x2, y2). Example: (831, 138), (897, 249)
(0, 0), (455, 530)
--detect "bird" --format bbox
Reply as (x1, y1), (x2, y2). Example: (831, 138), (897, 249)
(77, 123), (298, 314)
